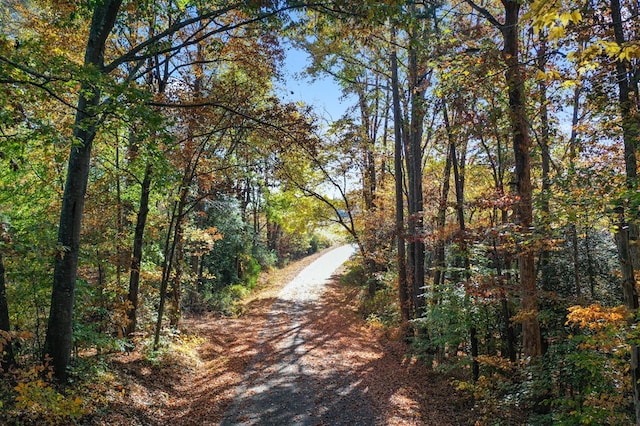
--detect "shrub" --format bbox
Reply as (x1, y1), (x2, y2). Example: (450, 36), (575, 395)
(205, 284), (250, 316)
(359, 286), (399, 326)
(2, 362), (87, 425)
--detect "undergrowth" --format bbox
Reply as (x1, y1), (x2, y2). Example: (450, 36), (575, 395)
(0, 356), (115, 425)
(0, 328), (206, 425)
(340, 260), (400, 329)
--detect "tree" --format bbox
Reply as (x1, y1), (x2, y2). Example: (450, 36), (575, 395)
(390, 26), (410, 326)
(609, 0), (640, 419)
(44, 0), (123, 382)
(0, 249), (13, 370)
(465, 0), (542, 358)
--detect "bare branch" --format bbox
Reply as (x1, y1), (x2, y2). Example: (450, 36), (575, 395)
(463, 0), (503, 29)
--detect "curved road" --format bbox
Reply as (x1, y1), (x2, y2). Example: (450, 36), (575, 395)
(221, 245), (376, 425)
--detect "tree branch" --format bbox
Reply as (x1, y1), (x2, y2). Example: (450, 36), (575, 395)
(463, 0), (504, 29)
(105, 3), (301, 73)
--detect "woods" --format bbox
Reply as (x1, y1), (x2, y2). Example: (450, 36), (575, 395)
(1, 0), (640, 424)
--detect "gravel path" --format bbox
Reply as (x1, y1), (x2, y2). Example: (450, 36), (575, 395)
(220, 245), (377, 425)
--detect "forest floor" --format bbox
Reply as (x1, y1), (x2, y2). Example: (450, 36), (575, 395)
(91, 246), (473, 425)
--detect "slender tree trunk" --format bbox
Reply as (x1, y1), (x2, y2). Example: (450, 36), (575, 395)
(537, 34), (552, 295)
(115, 140), (124, 290)
(570, 226), (581, 297)
(478, 120), (516, 361)
(584, 229), (597, 299)
(615, 208), (640, 425)
(500, 294), (517, 362)
(433, 120), (453, 291)
(406, 28), (426, 318)
(154, 200), (180, 350)
(0, 251), (14, 370)
(126, 163), (152, 337)
(611, 0), (639, 195)
(466, 0), (542, 358)
(501, 0), (542, 358)
(568, 83), (583, 298)
(169, 223), (185, 327)
(356, 87), (377, 212)
(610, 0), (640, 421)
(44, 0), (122, 382)
(444, 104), (478, 378)
(154, 187), (188, 350)
(390, 28), (410, 325)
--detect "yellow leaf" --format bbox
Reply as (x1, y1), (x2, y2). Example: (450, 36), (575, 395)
(549, 26), (565, 41)
(602, 41), (621, 56)
(619, 49), (629, 61)
(543, 13), (556, 27)
(548, 69), (561, 80)
(570, 10), (582, 23)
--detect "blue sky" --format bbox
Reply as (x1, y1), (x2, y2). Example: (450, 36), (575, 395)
(274, 44), (354, 124)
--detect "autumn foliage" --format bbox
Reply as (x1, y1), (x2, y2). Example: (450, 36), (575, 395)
(1, 0), (640, 424)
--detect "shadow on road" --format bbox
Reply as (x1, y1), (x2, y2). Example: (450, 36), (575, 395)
(99, 247), (472, 425)
(221, 274), (380, 426)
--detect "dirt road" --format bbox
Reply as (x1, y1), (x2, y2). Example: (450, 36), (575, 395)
(97, 246), (472, 425)
(220, 245), (377, 425)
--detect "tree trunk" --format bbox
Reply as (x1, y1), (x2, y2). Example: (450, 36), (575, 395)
(390, 28), (410, 325)
(444, 103), (478, 378)
(154, 189), (187, 350)
(406, 27), (426, 318)
(433, 102), (454, 291)
(568, 82), (583, 298)
(610, 0), (640, 421)
(614, 208), (640, 425)
(169, 223), (185, 327)
(0, 251), (14, 370)
(477, 113), (516, 361)
(585, 229), (597, 299)
(356, 87), (377, 212)
(44, 0), (122, 382)
(154, 200), (179, 350)
(126, 163), (152, 337)
(501, 0), (542, 358)
(537, 34), (552, 295)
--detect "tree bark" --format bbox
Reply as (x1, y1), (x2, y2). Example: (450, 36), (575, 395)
(568, 82), (583, 298)
(169, 223), (185, 327)
(44, 0), (122, 382)
(405, 25), (426, 318)
(444, 104), (477, 378)
(126, 163), (152, 337)
(537, 34), (552, 295)
(154, 188), (188, 350)
(610, 0), (640, 421)
(501, 0), (542, 358)
(433, 109), (453, 290)
(614, 208), (640, 425)
(390, 27), (410, 325)
(465, 0), (542, 360)
(154, 199), (180, 350)
(0, 251), (14, 370)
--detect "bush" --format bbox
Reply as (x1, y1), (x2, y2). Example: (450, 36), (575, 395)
(339, 261), (367, 287)
(1, 361), (95, 425)
(205, 284), (250, 316)
(359, 286), (399, 326)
